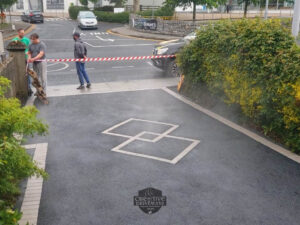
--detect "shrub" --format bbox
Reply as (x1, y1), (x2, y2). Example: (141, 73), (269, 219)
(0, 77), (48, 224)
(93, 11), (129, 23)
(68, 5), (89, 20)
(94, 6), (114, 12)
(178, 19), (300, 153)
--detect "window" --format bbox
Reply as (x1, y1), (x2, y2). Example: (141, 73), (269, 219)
(46, 0), (64, 10)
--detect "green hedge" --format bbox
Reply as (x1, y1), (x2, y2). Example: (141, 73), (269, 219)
(93, 11), (129, 23)
(68, 5), (89, 20)
(178, 19), (300, 153)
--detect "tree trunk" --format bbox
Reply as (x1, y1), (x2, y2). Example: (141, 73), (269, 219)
(193, 2), (196, 21)
(133, 0), (140, 13)
(244, 0), (249, 17)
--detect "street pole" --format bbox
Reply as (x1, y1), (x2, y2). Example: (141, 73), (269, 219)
(292, 0), (300, 37)
(264, 0), (269, 19)
(0, 31), (5, 62)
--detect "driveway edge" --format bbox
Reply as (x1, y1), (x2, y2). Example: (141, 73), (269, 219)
(162, 87), (300, 164)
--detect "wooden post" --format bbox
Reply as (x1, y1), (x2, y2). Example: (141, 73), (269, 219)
(6, 41), (28, 100)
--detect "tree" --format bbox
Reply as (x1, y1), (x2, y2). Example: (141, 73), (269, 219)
(0, 0), (17, 13)
(165, 0), (226, 20)
(79, 0), (88, 7)
(133, 0), (140, 12)
(238, 0), (259, 17)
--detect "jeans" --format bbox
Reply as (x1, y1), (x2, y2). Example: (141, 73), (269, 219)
(76, 62), (90, 85)
(28, 72), (31, 91)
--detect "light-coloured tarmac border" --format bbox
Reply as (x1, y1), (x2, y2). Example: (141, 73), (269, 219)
(19, 143), (48, 225)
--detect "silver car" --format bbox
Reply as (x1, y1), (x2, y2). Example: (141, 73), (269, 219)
(77, 11), (98, 30)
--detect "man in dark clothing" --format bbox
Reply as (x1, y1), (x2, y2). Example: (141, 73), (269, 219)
(73, 32), (91, 89)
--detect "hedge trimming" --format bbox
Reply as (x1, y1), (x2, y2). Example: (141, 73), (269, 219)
(178, 19), (300, 153)
(93, 11), (129, 23)
(68, 5), (89, 19)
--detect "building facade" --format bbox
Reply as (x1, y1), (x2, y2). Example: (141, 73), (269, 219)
(11, 0), (113, 14)
(11, 0), (165, 14)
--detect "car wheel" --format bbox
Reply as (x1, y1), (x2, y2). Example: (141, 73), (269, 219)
(166, 60), (181, 77)
(41, 20), (44, 23)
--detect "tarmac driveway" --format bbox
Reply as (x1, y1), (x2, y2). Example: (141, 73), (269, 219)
(30, 88), (300, 225)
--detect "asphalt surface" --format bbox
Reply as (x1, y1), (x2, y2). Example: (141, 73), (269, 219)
(18, 19), (300, 225)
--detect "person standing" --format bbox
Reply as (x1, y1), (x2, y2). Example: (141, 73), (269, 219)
(73, 32), (91, 89)
(27, 33), (47, 94)
(12, 28), (32, 95)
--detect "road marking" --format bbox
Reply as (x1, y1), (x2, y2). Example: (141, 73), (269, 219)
(111, 65), (135, 69)
(83, 42), (154, 48)
(162, 87), (300, 164)
(70, 67), (95, 72)
(47, 62), (59, 67)
(19, 143), (48, 225)
(95, 35), (114, 42)
(47, 62), (69, 72)
(103, 118), (200, 164)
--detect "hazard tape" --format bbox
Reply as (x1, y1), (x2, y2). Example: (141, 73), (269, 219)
(38, 55), (176, 62)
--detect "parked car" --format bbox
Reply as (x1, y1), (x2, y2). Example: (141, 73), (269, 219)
(151, 32), (196, 77)
(77, 11), (98, 30)
(21, 10), (44, 23)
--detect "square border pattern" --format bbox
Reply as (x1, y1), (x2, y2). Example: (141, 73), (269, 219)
(103, 118), (200, 164)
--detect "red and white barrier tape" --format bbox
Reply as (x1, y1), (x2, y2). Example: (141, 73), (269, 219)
(38, 55), (176, 62)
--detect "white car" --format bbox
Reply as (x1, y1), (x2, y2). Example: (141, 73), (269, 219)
(77, 11), (98, 30)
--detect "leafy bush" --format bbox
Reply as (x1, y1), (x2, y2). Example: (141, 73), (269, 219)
(68, 5), (89, 20)
(0, 77), (48, 224)
(94, 6), (114, 12)
(178, 19), (300, 153)
(93, 11), (129, 23)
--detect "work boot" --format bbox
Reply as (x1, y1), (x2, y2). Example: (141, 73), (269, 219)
(86, 83), (91, 88)
(77, 85), (85, 90)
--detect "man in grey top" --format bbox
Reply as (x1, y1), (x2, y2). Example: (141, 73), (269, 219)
(28, 33), (47, 94)
(73, 32), (91, 89)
